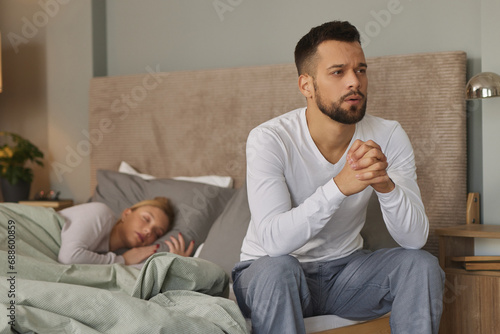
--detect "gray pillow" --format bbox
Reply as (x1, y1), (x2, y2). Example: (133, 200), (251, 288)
(198, 184), (251, 280)
(90, 169), (236, 254)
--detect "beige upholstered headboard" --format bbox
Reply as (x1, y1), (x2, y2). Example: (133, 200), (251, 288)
(89, 51), (467, 256)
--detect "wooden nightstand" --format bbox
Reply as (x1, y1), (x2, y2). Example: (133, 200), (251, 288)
(18, 199), (74, 211)
(436, 224), (500, 334)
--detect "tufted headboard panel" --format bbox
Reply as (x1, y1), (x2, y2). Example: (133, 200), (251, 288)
(89, 51), (467, 256)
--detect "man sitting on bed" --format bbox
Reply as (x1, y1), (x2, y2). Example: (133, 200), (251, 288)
(232, 20), (444, 334)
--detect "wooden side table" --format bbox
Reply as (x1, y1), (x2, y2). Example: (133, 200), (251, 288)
(18, 199), (74, 211)
(435, 224), (500, 334)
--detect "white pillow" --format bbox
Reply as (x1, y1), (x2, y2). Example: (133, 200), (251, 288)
(193, 243), (204, 258)
(118, 161), (234, 188)
(118, 161), (156, 180)
(172, 175), (234, 188)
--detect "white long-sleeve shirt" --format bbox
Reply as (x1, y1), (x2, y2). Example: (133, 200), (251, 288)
(58, 202), (126, 265)
(241, 107), (428, 263)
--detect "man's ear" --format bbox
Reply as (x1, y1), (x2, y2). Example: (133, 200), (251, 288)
(298, 74), (314, 99)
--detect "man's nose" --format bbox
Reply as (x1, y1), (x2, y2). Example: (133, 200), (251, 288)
(345, 70), (361, 90)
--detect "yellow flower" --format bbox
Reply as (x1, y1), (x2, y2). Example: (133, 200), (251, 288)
(0, 146), (13, 158)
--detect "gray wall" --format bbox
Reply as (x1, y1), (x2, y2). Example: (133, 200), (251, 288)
(106, 1), (482, 74)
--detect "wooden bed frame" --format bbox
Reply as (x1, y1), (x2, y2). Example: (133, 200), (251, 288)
(320, 316), (390, 334)
(89, 51), (467, 333)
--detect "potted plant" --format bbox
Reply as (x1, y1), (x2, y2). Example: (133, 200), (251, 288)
(0, 131), (44, 202)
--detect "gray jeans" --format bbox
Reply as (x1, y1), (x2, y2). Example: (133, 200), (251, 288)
(232, 248), (445, 334)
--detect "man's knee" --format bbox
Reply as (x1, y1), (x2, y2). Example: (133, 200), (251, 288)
(405, 249), (440, 268)
(234, 255), (306, 316)
(251, 255), (303, 282)
(255, 254), (300, 266)
(393, 249), (444, 283)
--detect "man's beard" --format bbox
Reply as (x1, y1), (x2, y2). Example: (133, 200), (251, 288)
(313, 81), (367, 125)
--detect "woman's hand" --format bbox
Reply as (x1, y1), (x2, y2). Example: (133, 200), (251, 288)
(165, 233), (195, 257)
(122, 244), (159, 265)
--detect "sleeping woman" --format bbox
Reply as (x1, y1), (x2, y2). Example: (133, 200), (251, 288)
(57, 197), (194, 265)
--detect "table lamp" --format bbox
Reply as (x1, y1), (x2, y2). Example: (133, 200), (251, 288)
(464, 71), (500, 224)
(465, 72), (500, 100)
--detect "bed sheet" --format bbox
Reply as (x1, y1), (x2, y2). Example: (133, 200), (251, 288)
(0, 203), (248, 334)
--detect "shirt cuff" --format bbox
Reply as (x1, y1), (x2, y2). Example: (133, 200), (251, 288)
(115, 255), (126, 265)
(375, 184), (402, 206)
(323, 178), (347, 206)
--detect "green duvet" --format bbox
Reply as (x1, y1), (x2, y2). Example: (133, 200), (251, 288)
(0, 203), (248, 334)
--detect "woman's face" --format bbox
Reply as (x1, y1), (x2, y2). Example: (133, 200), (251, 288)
(120, 205), (169, 248)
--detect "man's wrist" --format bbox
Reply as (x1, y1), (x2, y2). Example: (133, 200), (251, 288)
(373, 179), (395, 193)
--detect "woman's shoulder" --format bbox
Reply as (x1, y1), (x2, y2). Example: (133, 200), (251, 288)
(58, 202), (119, 264)
(58, 202), (117, 223)
(59, 202), (113, 214)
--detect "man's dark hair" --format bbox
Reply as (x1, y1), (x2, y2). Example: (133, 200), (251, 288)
(294, 21), (361, 77)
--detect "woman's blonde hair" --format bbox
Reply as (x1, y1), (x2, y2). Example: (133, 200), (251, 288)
(129, 197), (175, 232)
